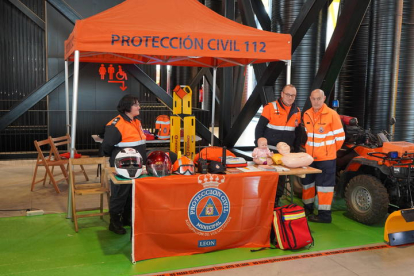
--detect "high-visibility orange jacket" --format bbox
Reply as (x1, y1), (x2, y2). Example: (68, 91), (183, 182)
(155, 115), (170, 140)
(255, 99), (301, 150)
(303, 104), (345, 161)
(102, 113), (146, 166)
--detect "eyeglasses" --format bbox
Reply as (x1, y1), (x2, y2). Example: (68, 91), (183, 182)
(283, 92), (296, 99)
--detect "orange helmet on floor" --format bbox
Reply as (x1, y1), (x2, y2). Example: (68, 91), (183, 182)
(172, 156), (195, 175)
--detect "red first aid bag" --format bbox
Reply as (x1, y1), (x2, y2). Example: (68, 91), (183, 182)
(273, 204), (313, 250)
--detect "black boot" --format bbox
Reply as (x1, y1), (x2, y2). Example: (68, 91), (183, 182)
(303, 203), (314, 216)
(122, 207), (132, 227)
(121, 215), (132, 227)
(109, 214), (127, 235)
(308, 214), (331, 223)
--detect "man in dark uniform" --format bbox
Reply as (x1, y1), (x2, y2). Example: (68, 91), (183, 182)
(255, 84), (301, 206)
(102, 94), (147, 235)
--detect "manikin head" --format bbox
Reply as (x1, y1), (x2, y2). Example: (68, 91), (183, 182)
(257, 137), (269, 150)
(276, 142), (291, 155)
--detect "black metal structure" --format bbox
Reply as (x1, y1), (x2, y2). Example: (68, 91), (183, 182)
(220, 0), (236, 141)
(336, 2), (371, 127)
(0, 63), (81, 132)
(125, 65), (219, 146)
(3, 0), (410, 158)
(303, 0), (372, 112)
(272, 0), (327, 110)
(224, 0), (331, 148)
(395, 0), (414, 141)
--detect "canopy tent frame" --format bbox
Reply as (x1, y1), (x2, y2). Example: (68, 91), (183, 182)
(64, 53), (291, 218)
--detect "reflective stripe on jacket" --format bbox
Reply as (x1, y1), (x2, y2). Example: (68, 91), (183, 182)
(259, 99), (301, 148)
(303, 104), (345, 161)
(107, 114), (146, 147)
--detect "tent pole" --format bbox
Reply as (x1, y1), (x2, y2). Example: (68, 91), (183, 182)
(64, 60), (70, 150)
(286, 60), (291, 85)
(67, 50), (80, 219)
(210, 67), (217, 146)
(70, 50), (80, 159)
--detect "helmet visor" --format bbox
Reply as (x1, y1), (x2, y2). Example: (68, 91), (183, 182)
(148, 163), (171, 177)
(178, 164), (195, 175)
(115, 156), (142, 168)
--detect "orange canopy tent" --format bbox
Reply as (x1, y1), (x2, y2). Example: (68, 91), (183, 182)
(64, 0), (291, 67)
(63, 0), (292, 160)
(63, 0), (291, 222)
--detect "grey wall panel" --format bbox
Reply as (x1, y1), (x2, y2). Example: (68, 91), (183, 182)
(46, 0), (158, 149)
(0, 0), (46, 154)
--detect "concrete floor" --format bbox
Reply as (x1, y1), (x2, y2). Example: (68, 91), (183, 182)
(0, 159), (107, 218)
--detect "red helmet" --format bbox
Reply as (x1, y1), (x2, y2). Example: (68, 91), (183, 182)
(172, 156), (195, 175)
(146, 151), (172, 177)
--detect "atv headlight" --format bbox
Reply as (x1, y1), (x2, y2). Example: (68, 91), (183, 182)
(392, 166), (409, 178)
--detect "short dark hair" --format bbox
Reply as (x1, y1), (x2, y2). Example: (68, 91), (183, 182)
(117, 94), (139, 114)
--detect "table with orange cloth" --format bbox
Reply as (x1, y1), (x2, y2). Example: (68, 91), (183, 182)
(130, 171), (279, 262)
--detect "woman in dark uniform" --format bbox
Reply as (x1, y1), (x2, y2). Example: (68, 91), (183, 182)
(102, 94), (146, 235)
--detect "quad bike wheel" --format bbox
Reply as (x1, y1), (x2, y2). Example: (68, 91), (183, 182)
(345, 174), (389, 225)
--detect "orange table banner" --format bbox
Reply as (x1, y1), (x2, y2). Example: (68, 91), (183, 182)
(132, 172), (279, 262)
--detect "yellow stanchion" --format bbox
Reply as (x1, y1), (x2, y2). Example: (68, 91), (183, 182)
(182, 86), (192, 115)
(183, 116), (195, 160)
(170, 115), (181, 154)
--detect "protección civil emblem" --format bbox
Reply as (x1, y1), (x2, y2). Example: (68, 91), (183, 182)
(187, 174), (231, 236)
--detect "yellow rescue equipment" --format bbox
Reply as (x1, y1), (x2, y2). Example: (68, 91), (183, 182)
(384, 208), (414, 246)
(170, 85), (195, 160)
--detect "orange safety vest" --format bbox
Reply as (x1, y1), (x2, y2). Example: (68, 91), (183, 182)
(303, 104), (345, 161)
(155, 115), (170, 140)
(260, 100), (301, 148)
(264, 101), (301, 131)
(107, 115), (146, 147)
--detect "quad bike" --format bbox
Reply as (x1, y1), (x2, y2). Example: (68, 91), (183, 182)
(291, 116), (414, 226)
(334, 116), (414, 225)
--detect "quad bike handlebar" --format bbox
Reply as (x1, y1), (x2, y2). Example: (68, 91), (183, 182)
(341, 115), (393, 148)
(367, 151), (414, 165)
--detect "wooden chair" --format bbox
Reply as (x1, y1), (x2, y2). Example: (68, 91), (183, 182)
(69, 157), (110, 232)
(31, 138), (69, 193)
(49, 134), (89, 182)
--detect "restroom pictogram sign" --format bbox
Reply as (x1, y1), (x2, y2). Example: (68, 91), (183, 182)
(99, 64), (128, 91)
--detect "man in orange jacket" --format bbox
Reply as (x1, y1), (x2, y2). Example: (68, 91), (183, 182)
(302, 89), (345, 223)
(255, 84), (301, 206)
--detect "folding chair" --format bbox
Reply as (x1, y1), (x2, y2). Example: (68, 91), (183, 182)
(69, 157), (110, 232)
(31, 138), (69, 193)
(50, 134), (89, 182)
